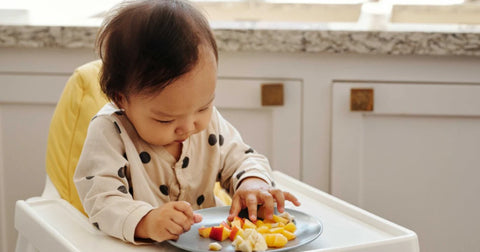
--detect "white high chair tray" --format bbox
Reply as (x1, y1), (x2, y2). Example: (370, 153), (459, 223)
(15, 171), (419, 252)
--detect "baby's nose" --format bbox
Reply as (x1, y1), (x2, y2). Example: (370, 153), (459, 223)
(175, 119), (195, 136)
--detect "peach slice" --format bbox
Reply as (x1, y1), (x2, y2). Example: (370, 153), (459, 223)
(198, 226), (212, 238)
(209, 226), (231, 241)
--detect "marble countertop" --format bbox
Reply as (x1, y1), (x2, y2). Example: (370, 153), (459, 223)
(2, 10), (480, 57)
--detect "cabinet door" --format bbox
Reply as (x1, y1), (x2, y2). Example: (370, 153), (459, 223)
(331, 82), (480, 252)
(215, 78), (302, 179)
(0, 73), (69, 252)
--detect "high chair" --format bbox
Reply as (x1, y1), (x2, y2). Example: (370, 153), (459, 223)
(14, 60), (231, 252)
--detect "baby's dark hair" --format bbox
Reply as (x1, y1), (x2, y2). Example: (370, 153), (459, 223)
(96, 0), (218, 103)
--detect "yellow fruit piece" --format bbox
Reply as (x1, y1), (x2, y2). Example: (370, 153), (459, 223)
(263, 223), (272, 229)
(256, 225), (270, 234)
(281, 230), (296, 241)
(269, 227), (284, 234)
(264, 233), (288, 248)
(255, 220), (264, 227)
(243, 219), (256, 229)
(198, 226), (212, 238)
(284, 222), (296, 233)
(237, 228), (244, 239)
(272, 215), (289, 225)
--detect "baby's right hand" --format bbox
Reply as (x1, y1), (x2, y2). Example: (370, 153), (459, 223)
(134, 201), (202, 242)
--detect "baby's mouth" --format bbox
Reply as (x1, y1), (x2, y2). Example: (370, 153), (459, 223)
(175, 138), (187, 143)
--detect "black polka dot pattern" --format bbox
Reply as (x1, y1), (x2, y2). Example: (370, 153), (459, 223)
(236, 170), (246, 180)
(86, 175), (94, 180)
(208, 134), (217, 146)
(93, 222), (100, 230)
(245, 148), (254, 154)
(139, 151), (151, 163)
(113, 121), (121, 134)
(117, 185), (128, 194)
(118, 166), (126, 178)
(197, 195), (205, 205)
(219, 134), (224, 146)
(182, 157), (189, 168)
(271, 181), (276, 187)
(159, 185), (169, 196)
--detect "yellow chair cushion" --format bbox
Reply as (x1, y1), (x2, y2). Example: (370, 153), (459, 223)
(46, 60), (230, 215)
(46, 60), (108, 214)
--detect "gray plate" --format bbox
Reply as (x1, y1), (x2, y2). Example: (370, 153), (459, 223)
(168, 206), (323, 252)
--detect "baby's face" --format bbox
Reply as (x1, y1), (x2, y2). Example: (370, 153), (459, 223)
(118, 46), (217, 147)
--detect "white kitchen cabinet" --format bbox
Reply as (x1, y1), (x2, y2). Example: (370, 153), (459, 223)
(0, 73), (71, 252)
(216, 78), (302, 179)
(331, 82), (480, 252)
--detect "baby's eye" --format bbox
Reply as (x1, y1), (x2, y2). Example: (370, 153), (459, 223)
(199, 106), (211, 112)
(156, 119), (174, 124)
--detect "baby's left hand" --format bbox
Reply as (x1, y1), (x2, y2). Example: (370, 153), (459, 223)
(227, 177), (301, 222)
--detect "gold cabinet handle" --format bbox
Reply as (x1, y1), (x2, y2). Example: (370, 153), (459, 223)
(261, 83), (284, 106)
(350, 88), (374, 111)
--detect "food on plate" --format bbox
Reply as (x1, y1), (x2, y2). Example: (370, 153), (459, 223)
(198, 212), (296, 251)
(199, 226), (213, 238)
(263, 233), (288, 248)
(232, 228), (267, 252)
(278, 211), (294, 223)
(209, 242), (223, 251)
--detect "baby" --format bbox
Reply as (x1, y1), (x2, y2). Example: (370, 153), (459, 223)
(74, 0), (300, 244)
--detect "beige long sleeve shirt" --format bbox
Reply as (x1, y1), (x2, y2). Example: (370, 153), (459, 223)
(74, 102), (273, 243)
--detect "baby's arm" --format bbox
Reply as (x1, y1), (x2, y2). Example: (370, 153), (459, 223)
(74, 116), (153, 243)
(134, 201), (202, 242)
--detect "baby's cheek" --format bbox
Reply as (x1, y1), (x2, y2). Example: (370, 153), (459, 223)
(197, 114), (212, 132)
(140, 126), (172, 146)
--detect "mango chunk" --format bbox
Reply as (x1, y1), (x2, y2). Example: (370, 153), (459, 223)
(264, 233), (288, 248)
(281, 230), (296, 241)
(272, 214), (289, 225)
(284, 222), (296, 233)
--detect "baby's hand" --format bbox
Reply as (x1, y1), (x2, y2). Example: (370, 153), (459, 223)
(227, 177), (301, 222)
(135, 201), (202, 242)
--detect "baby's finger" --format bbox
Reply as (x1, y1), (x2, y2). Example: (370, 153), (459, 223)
(245, 194), (258, 221)
(228, 196), (243, 221)
(158, 231), (179, 242)
(269, 188), (286, 213)
(173, 201), (194, 217)
(166, 232), (180, 241)
(259, 191), (275, 220)
(284, 191), (301, 206)
(173, 201), (195, 223)
(171, 214), (192, 232)
(167, 222), (185, 236)
(193, 213), (203, 223)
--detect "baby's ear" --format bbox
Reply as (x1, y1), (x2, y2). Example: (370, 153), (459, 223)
(114, 93), (126, 108)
